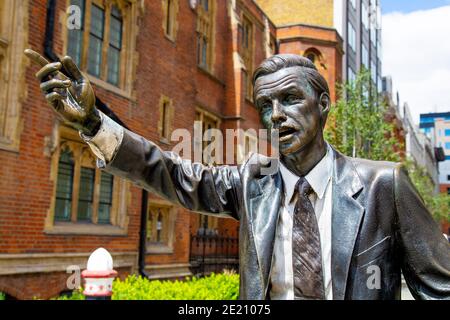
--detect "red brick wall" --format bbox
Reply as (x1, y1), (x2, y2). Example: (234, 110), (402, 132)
(133, 0), (197, 267)
(0, 267), (131, 300)
(0, 0), (143, 299)
(0, 0), (276, 299)
(0, 0), (149, 254)
(439, 184), (450, 194)
(277, 24), (343, 103)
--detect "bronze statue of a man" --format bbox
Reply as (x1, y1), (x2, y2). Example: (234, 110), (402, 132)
(25, 49), (450, 300)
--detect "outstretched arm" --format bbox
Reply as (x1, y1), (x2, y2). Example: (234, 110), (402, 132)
(394, 165), (450, 300)
(84, 111), (242, 218)
(25, 49), (242, 219)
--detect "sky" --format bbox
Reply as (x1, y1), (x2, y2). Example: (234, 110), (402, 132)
(381, 1), (450, 124)
(382, 0), (450, 14)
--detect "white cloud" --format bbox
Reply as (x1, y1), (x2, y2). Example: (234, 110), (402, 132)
(382, 5), (450, 124)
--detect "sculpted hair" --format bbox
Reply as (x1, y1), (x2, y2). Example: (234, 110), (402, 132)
(252, 54), (330, 98)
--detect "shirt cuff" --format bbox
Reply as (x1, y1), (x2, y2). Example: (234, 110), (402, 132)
(80, 110), (124, 167)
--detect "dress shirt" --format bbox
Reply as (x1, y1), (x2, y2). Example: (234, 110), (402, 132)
(80, 111), (124, 166)
(270, 145), (334, 300)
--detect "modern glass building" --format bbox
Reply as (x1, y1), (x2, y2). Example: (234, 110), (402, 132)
(335, 0), (383, 90)
(420, 112), (450, 189)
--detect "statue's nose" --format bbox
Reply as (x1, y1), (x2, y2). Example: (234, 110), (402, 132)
(271, 100), (287, 123)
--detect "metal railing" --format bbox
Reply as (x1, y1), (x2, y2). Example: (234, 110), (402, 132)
(189, 230), (239, 276)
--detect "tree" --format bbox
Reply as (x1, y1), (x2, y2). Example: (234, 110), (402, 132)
(403, 159), (449, 223)
(325, 70), (449, 223)
(325, 70), (403, 162)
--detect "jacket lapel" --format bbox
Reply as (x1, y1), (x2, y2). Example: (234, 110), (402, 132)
(246, 156), (283, 297)
(331, 148), (365, 300)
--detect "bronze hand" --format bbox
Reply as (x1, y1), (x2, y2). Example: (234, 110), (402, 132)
(24, 49), (101, 136)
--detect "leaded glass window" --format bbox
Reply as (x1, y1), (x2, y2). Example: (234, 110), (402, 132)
(201, 0), (209, 11)
(53, 134), (116, 226)
(107, 6), (122, 85)
(87, 4), (104, 78)
(147, 205), (170, 244)
(241, 16), (253, 100)
(67, 0), (85, 66)
(55, 147), (75, 221)
(201, 36), (207, 67)
(196, 0), (214, 71)
(65, 1), (132, 90)
(98, 172), (113, 224)
(77, 167), (95, 221)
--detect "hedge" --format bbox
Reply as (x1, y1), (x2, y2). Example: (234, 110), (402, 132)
(57, 271), (239, 300)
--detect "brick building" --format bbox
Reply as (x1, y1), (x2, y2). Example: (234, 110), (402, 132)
(276, 24), (343, 102)
(257, 0), (382, 93)
(0, 0), (343, 299)
(0, 0), (273, 299)
(256, 0), (344, 102)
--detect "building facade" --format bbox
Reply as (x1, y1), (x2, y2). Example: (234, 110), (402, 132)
(419, 112), (450, 235)
(257, 0), (383, 91)
(403, 105), (440, 191)
(381, 76), (406, 160)
(0, 0), (280, 299)
(420, 112), (450, 192)
(340, 0), (382, 91)
(276, 23), (343, 103)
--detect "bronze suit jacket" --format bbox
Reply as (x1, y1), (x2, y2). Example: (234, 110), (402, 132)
(104, 128), (450, 300)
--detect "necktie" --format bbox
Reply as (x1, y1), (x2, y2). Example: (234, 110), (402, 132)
(292, 176), (325, 300)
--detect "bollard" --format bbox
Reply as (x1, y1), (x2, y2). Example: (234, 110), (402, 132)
(81, 248), (118, 300)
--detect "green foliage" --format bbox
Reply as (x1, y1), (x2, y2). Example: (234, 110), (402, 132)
(56, 271), (239, 300)
(0, 292), (5, 300)
(55, 289), (85, 300)
(324, 69), (403, 162)
(113, 272), (239, 300)
(325, 70), (448, 223)
(403, 159), (450, 223)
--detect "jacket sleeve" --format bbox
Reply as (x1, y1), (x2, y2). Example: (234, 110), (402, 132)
(101, 127), (242, 220)
(394, 165), (450, 300)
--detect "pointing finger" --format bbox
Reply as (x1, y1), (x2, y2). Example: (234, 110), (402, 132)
(36, 62), (63, 81)
(61, 56), (83, 81)
(24, 49), (50, 67)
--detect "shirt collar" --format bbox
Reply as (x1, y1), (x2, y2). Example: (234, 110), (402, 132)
(279, 144), (333, 203)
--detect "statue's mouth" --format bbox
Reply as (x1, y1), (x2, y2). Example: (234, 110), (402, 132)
(279, 127), (297, 141)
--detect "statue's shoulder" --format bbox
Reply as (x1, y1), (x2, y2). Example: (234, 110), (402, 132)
(329, 144), (398, 175)
(350, 156), (398, 171)
(340, 152), (400, 183)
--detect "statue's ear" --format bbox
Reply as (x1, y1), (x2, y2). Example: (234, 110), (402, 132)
(319, 92), (330, 126)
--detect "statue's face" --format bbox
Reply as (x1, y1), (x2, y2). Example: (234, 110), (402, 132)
(254, 66), (323, 156)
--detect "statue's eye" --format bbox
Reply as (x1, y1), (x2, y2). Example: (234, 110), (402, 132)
(285, 94), (301, 104)
(258, 101), (272, 111)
